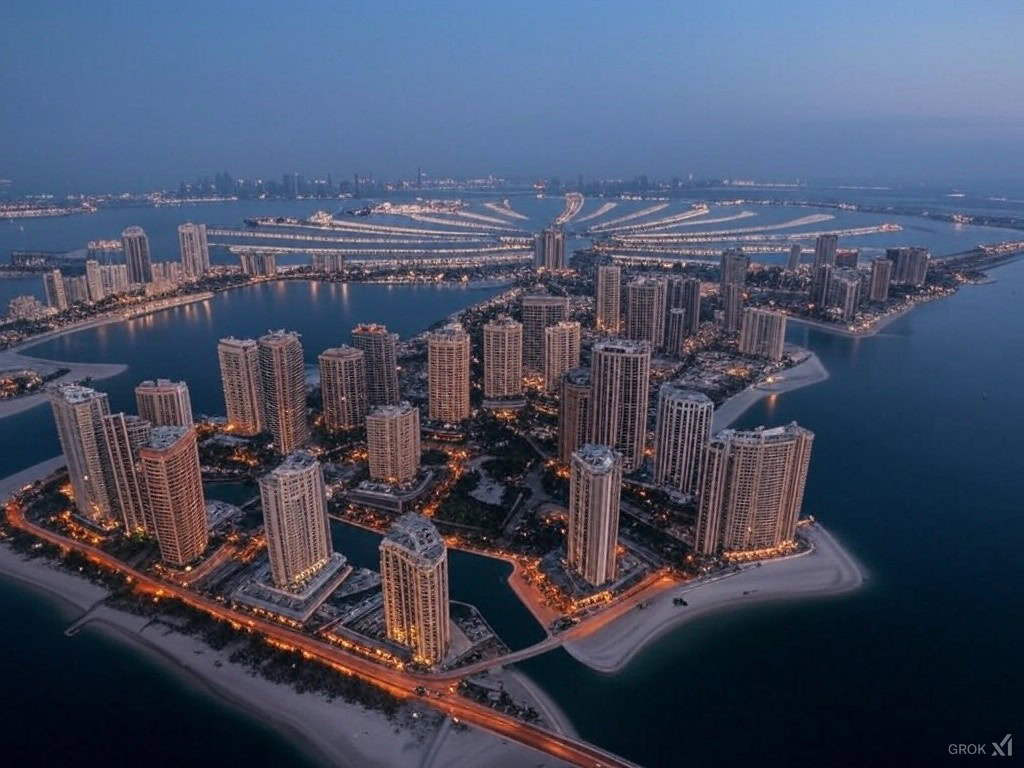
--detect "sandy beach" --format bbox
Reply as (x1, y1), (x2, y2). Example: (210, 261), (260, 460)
(562, 524), (866, 674)
(0, 347), (127, 420)
(711, 348), (829, 432)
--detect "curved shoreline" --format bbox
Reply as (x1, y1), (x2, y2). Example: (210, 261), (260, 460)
(562, 524), (866, 675)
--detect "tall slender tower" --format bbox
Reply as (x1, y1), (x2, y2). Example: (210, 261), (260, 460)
(258, 330), (310, 453)
(427, 324), (471, 422)
(721, 283), (744, 332)
(380, 514), (450, 665)
(652, 386), (713, 495)
(366, 402), (421, 484)
(351, 323), (400, 406)
(696, 423), (814, 556)
(121, 226), (153, 285)
(589, 339), (651, 472)
(178, 222), (210, 279)
(135, 379), (193, 427)
(558, 367), (591, 464)
(543, 320), (581, 392)
(102, 412), (153, 535)
(218, 337), (264, 435)
(869, 258), (893, 302)
(812, 234), (839, 269)
(567, 444), (622, 587)
(140, 426), (208, 567)
(521, 294), (568, 373)
(319, 345), (368, 431)
(595, 264), (621, 333)
(719, 248), (749, 290)
(84, 260), (105, 302)
(43, 269), (68, 311)
(259, 451), (333, 589)
(739, 308), (787, 361)
(48, 384), (113, 526)
(787, 244), (803, 271)
(533, 228), (566, 269)
(625, 278), (667, 348)
(665, 276), (700, 338)
(482, 315), (523, 399)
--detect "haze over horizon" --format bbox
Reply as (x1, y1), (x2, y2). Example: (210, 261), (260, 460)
(3, 0), (1024, 194)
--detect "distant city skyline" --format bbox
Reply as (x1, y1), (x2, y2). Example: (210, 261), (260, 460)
(2, 1), (1024, 193)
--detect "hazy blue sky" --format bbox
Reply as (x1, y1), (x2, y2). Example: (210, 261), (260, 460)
(2, 0), (1023, 193)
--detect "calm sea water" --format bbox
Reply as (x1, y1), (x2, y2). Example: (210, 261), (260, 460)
(1, 198), (1022, 766)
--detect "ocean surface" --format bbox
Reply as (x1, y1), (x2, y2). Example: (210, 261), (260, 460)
(1, 194), (1022, 766)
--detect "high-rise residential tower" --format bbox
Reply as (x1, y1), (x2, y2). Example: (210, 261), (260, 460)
(366, 402), (421, 484)
(427, 323), (470, 422)
(48, 384), (113, 526)
(567, 444), (622, 587)
(826, 269), (861, 321)
(787, 244), (803, 271)
(720, 248), (749, 290)
(121, 226), (153, 285)
(558, 367), (591, 464)
(695, 423), (814, 556)
(813, 234), (839, 269)
(887, 246), (930, 286)
(652, 386), (713, 495)
(217, 337), (264, 435)
(258, 330), (310, 453)
(102, 412), (153, 535)
(543, 320), (581, 392)
(319, 345), (368, 431)
(482, 315), (523, 399)
(739, 308), (787, 361)
(135, 379), (193, 427)
(84, 260), (104, 302)
(869, 258), (893, 302)
(625, 277), (667, 348)
(380, 514), (451, 665)
(533, 228), (566, 269)
(589, 339), (651, 472)
(140, 426), (208, 567)
(595, 264), (621, 333)
(259, 451), (333, 590)
(178, 222), (210, 279)
(521, 294), (568, 373)
(351, 324), (400, 406)
(42, 269), (68, 311)
(721, 283), (744, 332)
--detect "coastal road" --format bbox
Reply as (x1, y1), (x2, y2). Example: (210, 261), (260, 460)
(4, 500), (639, 768)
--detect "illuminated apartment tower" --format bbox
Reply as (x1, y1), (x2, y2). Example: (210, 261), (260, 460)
(319, 345), (368, 431)
(721, 283), (744, 332)
(543, 320), (581, 392)
(826, 269), (861, 321)
(567, 444), (622, 587)
(135, 378), (193, 427)
(351, 323), (400, 406)
(521, 294), (568, 372)
(558, 367), (591, 464)
(379, 514), (451, 665)
(719, 248), (750, 290)
(589, 339), (651, 472)
(84, 260), (104, 302)
(102, 412), (153, 534)
(739, 308), (787, 361)
(140, 426), (208, 567)
(121, 226), (153, 285)
(48, 384), (113, 525)
(43, 269), (68, 311)
(887, 246), (930, 286)
(595, 265), (621, 332)
(811, 263), (833, 305)
(812, 234), (839, 269)
(695, 423), (814, 556)
(427, 323), (470, 422)
(869, 258), (893, 302)
(259, 451), (333, 590)
(178, 222), (210, 279)
(625, 277), (667, 348)
(665, 276), (701, 336)
(652, 386), (713, 495)
(533, 228), (566, 269)
(482, 315), (523, 399)
(366, 402), (421, 484)
(258, 330), (310, 453)
(217, 337), (264, 435)
(787, 244), (803, 271)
